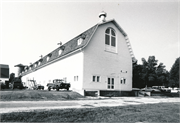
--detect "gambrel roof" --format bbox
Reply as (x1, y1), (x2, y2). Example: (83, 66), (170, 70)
(20, 19), (136, 76)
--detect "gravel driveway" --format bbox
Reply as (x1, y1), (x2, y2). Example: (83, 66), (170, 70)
(0, 97), (180, 113)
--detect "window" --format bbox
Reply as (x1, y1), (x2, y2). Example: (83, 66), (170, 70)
(59, 49), (62, 55)
(74, 76), (78, 81)
(97, 76), (100, 82)
(38, 61), (41, 66)
(120, 77), (126, 84)
(107, 78), (114, 89)
(47, 54), (52, 62)
(77, 38), (83, 45)
(39, 59), (43, 65)
(47, 56), (50, 61)
(92, 75), (100, 82)
(105, 28), (116, 52)
(92, 76), (96, 82)
(124, 79), (126, 84)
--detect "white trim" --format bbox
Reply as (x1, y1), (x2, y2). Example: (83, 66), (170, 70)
(98, 19), (127, 37)
(82, 25), (98, 49)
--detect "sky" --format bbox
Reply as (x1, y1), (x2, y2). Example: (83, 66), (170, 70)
(0, 0), (179, 75)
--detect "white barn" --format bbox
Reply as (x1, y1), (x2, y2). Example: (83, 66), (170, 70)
(16, 12), (136, 96)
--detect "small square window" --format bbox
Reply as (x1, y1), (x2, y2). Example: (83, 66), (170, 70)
(124, 79), (126, 84)
(78, 38), (83, 45)
(47, 56), (50, 61)
(97, 76), (100, 82)
(92, 76), (96, 82)
(59, 49), (62, 55)
(120, 78), (126, 84)
(92, 75), (101, 82)
(38, 61), (41, 66)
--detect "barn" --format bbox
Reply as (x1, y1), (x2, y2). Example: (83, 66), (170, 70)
(15, 12), (136, 96)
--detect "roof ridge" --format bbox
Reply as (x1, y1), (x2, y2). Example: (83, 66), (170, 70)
(20, 20), (137, 76)
(20, 24), (98, 76)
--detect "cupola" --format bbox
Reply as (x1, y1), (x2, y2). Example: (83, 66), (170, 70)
(99, 11), (107, 23)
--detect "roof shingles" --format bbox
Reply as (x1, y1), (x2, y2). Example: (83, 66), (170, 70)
(21, 24), (97, 76)
(21, 20), (136, 76)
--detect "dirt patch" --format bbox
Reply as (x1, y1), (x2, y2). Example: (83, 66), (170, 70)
(0, 89), (84, 101)
(81, 104), (95, 107)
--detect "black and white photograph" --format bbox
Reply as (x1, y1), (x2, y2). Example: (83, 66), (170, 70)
(0, 0), (179, 122)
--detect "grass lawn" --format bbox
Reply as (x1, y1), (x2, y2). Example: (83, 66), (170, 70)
(0, 89), (84, 101)
(1, 102), (179, 122)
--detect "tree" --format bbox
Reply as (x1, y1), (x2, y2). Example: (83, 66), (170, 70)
(132, 61), (145, 88)
(133, 56), (170, 88)
(141, 56), (158, 87)
(155, 63), (169, 86)
(169, 57), (179, 87)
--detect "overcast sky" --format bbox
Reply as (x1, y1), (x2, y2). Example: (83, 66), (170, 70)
(0, 0), (179, 74)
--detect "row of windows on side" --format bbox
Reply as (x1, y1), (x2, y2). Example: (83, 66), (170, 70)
(92, 75), (126, 84)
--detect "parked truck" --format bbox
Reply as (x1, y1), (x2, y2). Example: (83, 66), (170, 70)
(47, 79), (70, 91)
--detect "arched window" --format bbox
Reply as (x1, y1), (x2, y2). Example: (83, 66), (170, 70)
(105, 28), (116, 53)
(105, 28), (116, 47)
